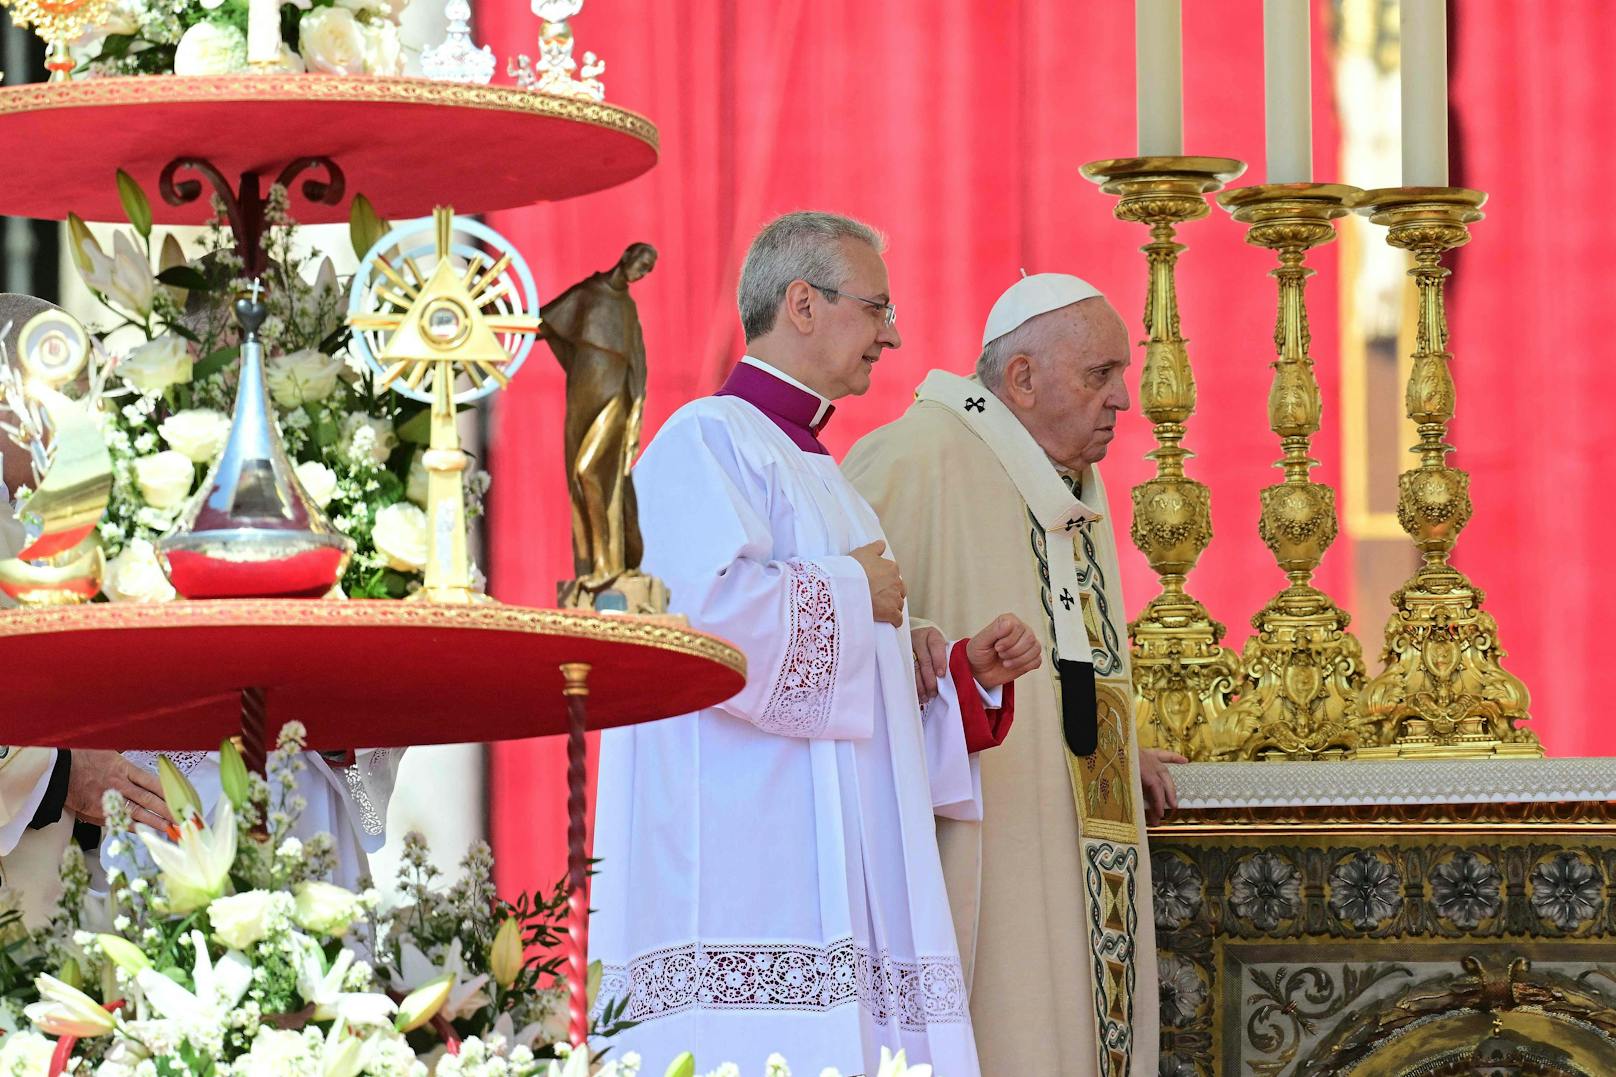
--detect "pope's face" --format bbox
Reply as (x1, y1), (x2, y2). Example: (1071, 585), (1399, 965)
(812, 238), (902, 398)
(1026, 300), (1132, 470)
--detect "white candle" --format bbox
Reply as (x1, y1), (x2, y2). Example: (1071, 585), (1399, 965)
(248, 0), (281, 66)
(1263, 0), (1311, 183)
(1400, 0), (1449, 186)
(1136, 0), (1184, 156)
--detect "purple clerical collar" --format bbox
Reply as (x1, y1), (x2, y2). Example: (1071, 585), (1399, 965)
(715, 358), (836, 455)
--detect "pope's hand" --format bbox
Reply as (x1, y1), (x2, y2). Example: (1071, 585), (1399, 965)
(1140, 747), (1187, 826)
(910, 625), (949, 702)
(966, 613), (1041, 689)
(851, 540), (905, 627)
(65, 750), (175, 831)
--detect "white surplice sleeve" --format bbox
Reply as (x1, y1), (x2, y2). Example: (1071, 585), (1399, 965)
(0, 748), (56, 855)
(635, 408), (878, 741)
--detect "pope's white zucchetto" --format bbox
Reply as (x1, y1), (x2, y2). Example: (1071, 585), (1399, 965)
(981, 272), (1105, 349)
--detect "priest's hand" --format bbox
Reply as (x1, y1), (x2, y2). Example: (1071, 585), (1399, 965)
(851, 540), (906, 627)
(1140, 747), (1187, 826)
(65, 750), (175, 831)
(910, 626), (949, 702)
(966, 613), (1041, 689)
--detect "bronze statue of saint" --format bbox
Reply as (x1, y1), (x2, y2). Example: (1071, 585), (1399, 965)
(540, 242), (658, 598)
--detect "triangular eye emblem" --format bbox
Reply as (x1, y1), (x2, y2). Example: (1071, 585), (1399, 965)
(381, 257), (518, 376)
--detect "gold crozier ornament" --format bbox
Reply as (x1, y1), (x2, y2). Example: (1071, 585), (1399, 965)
(348, 206), (542, 604)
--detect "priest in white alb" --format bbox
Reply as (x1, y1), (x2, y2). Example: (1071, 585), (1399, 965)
(590, 211), (1041, 1076)
(845, 276), (1186, 1077)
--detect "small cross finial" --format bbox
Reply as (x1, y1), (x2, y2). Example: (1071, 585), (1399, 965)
(248, 278), (263, 303)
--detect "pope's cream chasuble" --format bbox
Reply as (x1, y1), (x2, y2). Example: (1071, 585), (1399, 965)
(845, 371), (1159, 1077)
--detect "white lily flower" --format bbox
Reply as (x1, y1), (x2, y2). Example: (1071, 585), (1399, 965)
(134, 930), (252, 1032)
(81, 230), (156, 316)
(23, 972), (117, 1037)
(136, 798), (237, 914)
(295, 938), (397, 1028)
(319, 1020), (367, 1077)
(397, 937), (489, 1022)
(543, 1045), (593, 1077)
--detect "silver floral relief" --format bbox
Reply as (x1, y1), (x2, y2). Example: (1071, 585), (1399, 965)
(1151, 834), (1616, 1076)
(1228, 851), (1300, 932)
(1326, 849), (1403, 931)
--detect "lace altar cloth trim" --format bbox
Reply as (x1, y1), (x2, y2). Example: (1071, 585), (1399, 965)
(597, 939), (967, 1032)
(1175, 757), (1616, 809)
(757, 561), (839, 737)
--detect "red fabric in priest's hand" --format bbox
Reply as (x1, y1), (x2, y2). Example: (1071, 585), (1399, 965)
(0, 600), (743, 752)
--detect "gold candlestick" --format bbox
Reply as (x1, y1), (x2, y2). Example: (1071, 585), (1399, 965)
(1082, 156), (1246, 761)
(1218, 183), (1368, 759)
(1348, 187), (1539, 759)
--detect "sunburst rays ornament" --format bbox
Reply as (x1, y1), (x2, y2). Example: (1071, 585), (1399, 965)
(348, 207), (542, 604)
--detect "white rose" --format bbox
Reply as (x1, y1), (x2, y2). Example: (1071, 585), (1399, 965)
(292, 881), (359, 936)
(238, 1028), (315, 1072)
(372, 502), (427, 572)
(118, 334), (193, 396)
(208, 890), (279, 949)
(104, 538), (176, 604)
(360, 20), (402, 75)
(266, 348), (344, 408)
(159, 409), (233, 464)
(299, 6), (366, 75)
(405, 450), (428, 507)
(294, 460), (338, 510)
(341, 413), (396, 466)
(0, 1030), (53, 1072)
(132, 451), (195, 510)
(173, 20), (248, 76)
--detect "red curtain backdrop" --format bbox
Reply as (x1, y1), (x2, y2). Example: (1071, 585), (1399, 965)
(476, 0), (1350, 898)
(1446, 3), (1616, 760)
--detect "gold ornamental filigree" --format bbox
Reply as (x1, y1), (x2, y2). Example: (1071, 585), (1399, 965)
(0, 75), (659, 149)
(1216, 183), (1368, 760)
(1348, 188), (1539, 759)
(0, 0), (112, 82)
(1082, 157), (1246, 761)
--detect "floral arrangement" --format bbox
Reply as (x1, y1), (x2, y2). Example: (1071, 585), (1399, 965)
(0, 729), (926, 1077)
(80, 0), (407, 79)
(51, 174), (481, 602)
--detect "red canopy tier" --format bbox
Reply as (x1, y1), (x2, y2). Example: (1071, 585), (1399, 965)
(0, 75), (659, 225)
(0, 599), (744, 752)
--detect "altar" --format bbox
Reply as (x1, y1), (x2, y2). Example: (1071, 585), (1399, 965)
(1152, 759), (1616, 1074)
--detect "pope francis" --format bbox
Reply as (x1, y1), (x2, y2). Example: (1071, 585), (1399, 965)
(845, 274), (1185, 1077)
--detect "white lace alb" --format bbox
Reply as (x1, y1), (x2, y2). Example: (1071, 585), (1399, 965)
(597, 938), (967, 1032)
(757, 560), (840, 737)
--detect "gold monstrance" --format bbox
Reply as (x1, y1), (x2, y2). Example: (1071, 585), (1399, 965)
(348, 207), (542, 603)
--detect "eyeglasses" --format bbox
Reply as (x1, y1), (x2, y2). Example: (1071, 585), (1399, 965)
(807, 283), (897, 327)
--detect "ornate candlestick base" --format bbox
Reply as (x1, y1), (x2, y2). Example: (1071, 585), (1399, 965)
(1347, 187), (1538, 760)
(1082, 156), (1246, 761)
(1218, 183), (1367, 760)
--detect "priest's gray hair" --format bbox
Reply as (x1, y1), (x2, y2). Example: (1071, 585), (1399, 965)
(738, 211), (886, 342)
(978, 313), (1057, 391)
